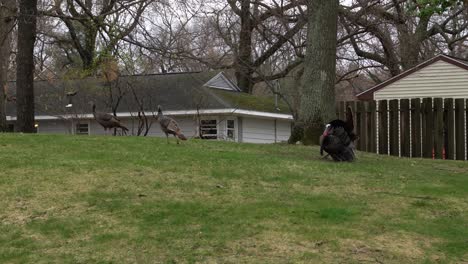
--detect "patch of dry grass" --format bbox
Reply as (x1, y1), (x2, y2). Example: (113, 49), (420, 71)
(0, 134), (467, 263)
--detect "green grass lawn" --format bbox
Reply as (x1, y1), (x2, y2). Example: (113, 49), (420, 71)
(0, 134), (467, 263)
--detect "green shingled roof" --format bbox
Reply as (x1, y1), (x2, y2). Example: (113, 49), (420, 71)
(211, 89), (290, 114)
(5, 71), (291, 117)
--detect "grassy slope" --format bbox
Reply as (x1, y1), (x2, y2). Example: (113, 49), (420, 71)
(0, 134), (467, 264)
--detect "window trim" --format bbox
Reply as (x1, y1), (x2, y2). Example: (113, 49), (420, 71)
(200, 118), (218, 140)
(75, 122), (90, 135)
(226, 119), (236, 141)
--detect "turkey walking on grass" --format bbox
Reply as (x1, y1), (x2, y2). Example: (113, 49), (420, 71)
(91, 103), (129, 135)
(319, 107), (358, 162)
(156, 106), (187, 144)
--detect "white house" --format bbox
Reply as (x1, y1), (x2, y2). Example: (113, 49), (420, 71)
(5, 71), (293, 143)
(357, 55), (468, 100)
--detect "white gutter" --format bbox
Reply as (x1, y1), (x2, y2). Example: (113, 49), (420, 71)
(7, 108), (293, 121)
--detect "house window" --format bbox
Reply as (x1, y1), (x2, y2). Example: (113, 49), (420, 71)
(200, 119), (217, 139)
(227, 120), (235, 140)
(76, 123), (89, 135)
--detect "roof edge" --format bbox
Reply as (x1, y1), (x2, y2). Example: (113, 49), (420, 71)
(7, 109), (293, 121)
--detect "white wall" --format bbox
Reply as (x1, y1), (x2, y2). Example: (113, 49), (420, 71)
(36, 120), (70, 134)
(276, 120), (291, 142)
(374, 60), (468, 100)
(241, 117), (291, 144)
(35, 114), (292, 144)
(102, 116), (198, 138)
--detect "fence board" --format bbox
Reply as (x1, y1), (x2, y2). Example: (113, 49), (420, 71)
(389, 100), (399, 156)
(422, 98), (434, 158)
(337, 98), (466, 161)
(400, 99), (410, 157)
(444, 98), (455, 160)
(357, 102), (367, 151)
(346, 101), (358, 149)
(337, 101), (345, 120)
(368, 101), (376, 153)
(455, 99), (465, 160)
(411, 99), (422, 158)
(466, 99), (468, 160)
(434, 98), (444, 159)
(378, 100), (388, 155)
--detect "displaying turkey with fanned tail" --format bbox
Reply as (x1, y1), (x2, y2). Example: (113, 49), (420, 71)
(156, 106), (187, 144)
(91, 102), (129, 135)
(320, 107), (358, 161)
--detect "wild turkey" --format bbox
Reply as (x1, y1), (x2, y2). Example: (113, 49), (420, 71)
(320, 107), (358, 161)
(91, 103), (129, 135)
(156, 106), (187, 144)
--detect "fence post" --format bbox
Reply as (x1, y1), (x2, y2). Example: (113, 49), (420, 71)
(411, 99), (422, 158)
(337, 101), (345, 120)
(389, 100), (399, 156)
(400, 99), (410, 157)
(378, 100), (388, 155)
(368, 101), (377, 153)
(422, 98), (434, 158)
(455, 99), (465, 160)
(433, 98), (444, 159)
(357, 102), (368, 151)
(444, 98), (455, 160)
(465, 99), (468, 161)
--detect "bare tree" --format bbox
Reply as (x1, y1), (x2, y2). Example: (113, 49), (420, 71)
(0, 0), (16, 131)
(16, 0), (37, 132)
(294, 0), (339, 145)
(42, 0), (153, 71)
(339, 0), (468, 77)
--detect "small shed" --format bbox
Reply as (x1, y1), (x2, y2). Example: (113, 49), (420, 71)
(357, 55), (468, 101)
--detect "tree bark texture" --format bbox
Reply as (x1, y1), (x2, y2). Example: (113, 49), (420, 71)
(235, 0), (254, 93)
(299, 0), (339, 145)
(15, 0), (37, 132)
(0, 0), (15, 132)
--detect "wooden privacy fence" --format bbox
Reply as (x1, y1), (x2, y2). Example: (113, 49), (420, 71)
(336, 98), (468, 160)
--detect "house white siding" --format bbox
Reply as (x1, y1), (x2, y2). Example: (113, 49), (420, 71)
(374, 60), (468, 100)
(276, 120), (291, 142)
(241, 117), (290, 144)
(36, 120), (70, 134)
(32, 114), (291, 144)
(111, 117), (197, 137)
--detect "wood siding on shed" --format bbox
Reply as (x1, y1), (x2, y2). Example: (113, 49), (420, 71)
(374, 60), (468, 100)
(37, 120), (70, 134)
(241, 117), (290, 144)
(34, 115), (291, 144)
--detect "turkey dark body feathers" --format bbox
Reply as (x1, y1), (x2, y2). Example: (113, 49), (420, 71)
(92, 104), (129, 133)
(320, 127), (355, 161)
(320, 108), (357, 162)
(157, 106), (187, 143)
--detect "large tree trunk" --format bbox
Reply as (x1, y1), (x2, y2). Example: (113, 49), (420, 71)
(298, 0), (339, 145)
(235, 0), (254, 93)
(398, 15), (431, 71)
(15, 0), (37, 133)
(0, 0), (15, 132)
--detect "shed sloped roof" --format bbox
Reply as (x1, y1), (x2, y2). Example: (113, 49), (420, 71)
(356, 55), (468, 100)
(5, 71), (290, 117)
